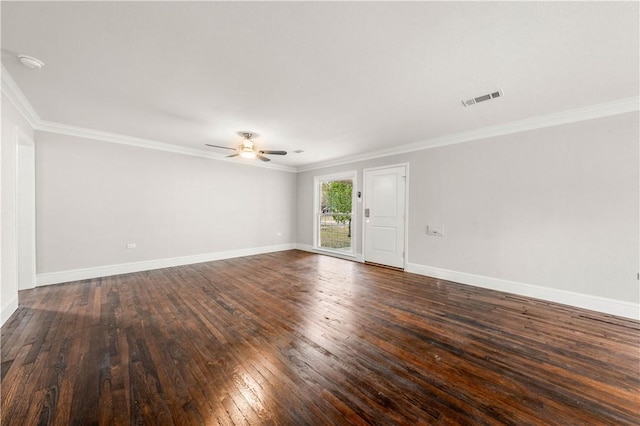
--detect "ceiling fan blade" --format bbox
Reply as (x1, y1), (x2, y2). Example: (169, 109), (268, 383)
(259, 150), (287, 155)
(205, 144), (236, 151)
(226, 153), (240, 158)
(256, 154), (271, 162)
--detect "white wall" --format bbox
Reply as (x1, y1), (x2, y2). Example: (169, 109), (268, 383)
(407, 113), (638, 302)
(35, 132), (297, 281)
(2, 93), (637, 323)
(297, 112), (640, 317)
(1, 93), (35, 325)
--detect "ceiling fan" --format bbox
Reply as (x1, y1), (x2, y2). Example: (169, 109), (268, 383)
(205, 132), (287, 162)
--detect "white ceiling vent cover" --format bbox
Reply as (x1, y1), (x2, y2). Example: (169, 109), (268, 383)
(462, 90), (503, 107)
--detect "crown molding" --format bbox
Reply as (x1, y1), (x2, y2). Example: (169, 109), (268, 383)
(1, 67), (296, 173)
(297, 96), (640, 172)
(3, 66), (637, 175)
(1, 65), (40, 128)
(36, 120), (297, 172)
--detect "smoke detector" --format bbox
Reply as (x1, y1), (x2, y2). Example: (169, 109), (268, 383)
(462, 90), (503, 107)
(17, 55), (44, 69)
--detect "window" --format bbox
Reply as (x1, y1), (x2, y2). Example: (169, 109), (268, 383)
(313, 172), (356, 255)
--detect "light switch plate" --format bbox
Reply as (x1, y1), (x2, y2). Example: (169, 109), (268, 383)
(427, 226), (444, 236)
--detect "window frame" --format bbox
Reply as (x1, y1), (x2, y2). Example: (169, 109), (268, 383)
(313, 170), (357, 257)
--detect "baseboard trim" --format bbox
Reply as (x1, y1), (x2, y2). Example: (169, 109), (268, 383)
(1, 294), (19, 327)
(37, 243), (297, 286)
(33, 250), (639, 319)
(295, 243), (364, 263)
(405, 263), (639, 320)
(295, 243), (314, 252)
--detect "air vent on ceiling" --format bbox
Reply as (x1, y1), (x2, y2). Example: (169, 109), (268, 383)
(462, 90), (503, 107)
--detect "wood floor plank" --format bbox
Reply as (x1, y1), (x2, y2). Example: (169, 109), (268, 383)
(1, 250), (638, 425)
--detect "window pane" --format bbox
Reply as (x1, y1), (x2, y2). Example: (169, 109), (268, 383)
(318, 179), (353, 252)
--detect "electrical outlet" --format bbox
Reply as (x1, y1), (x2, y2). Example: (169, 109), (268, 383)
(126, 243), (136, 249)
(427, 226), (445, 236)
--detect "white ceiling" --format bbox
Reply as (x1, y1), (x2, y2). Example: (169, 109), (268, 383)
(2, 2), (638, 169)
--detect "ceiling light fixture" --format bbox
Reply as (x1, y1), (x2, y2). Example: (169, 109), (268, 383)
(239, 140), (257, 158)
(204, 132), (287, 162)
(17, 54), (45, 69)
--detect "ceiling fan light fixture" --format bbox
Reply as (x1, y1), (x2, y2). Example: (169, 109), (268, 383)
(205, 131), (286, 162)
(238, 134), (257, 158)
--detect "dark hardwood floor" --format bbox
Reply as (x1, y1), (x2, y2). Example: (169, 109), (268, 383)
(1, 250), (639, 425)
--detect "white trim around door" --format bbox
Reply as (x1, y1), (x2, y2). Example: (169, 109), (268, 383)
(362, 163), (409, 269)
(15, 126), (37, 290)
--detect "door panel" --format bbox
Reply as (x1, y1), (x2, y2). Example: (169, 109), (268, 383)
(372, 175), (396, 216)
(364, 166), (406, 268)
(372, 227), (396, 252)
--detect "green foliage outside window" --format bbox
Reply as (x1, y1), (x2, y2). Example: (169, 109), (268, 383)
(324, 181), (352, 236)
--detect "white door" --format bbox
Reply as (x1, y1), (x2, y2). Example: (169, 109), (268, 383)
(364, 165), (406, 268)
